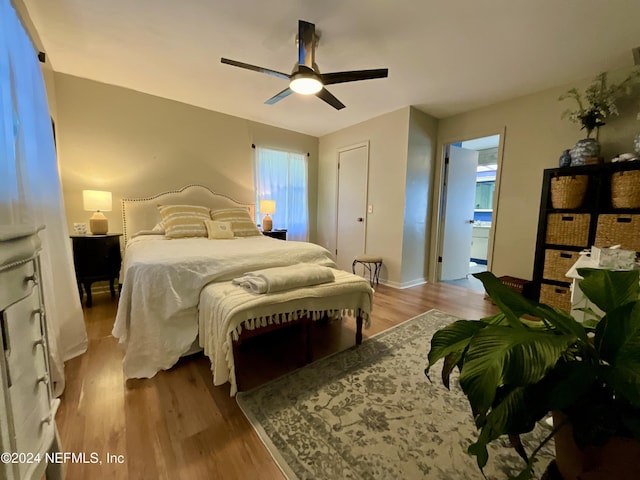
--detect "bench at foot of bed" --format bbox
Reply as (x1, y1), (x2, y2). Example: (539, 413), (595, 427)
(198, 269), (373, 396)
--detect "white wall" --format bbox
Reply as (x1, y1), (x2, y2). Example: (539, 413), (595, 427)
(53, 73), (319, 241)
(401, 108), (437, 287)
(318, 107), (438, 287)
(435, 66), (640, 281)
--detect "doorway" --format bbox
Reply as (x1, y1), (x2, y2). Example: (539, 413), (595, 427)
(437, 134), (501, 292)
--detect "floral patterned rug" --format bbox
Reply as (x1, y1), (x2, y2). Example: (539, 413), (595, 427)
(236, 309), (554, 479)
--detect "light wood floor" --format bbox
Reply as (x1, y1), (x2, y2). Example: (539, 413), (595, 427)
(56, 281), (497, 480)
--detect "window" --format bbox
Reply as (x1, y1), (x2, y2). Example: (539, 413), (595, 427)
(254, 147), (309, 241)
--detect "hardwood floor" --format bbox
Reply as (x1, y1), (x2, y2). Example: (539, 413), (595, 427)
(55, 281), (497, 480)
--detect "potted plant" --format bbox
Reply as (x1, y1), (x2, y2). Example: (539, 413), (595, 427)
(559, 70), (640, 165)
(426, 269), (640, 479)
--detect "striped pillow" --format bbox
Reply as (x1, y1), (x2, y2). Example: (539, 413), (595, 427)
(157, 204), (210, 238)
(210, 207), (261, 237)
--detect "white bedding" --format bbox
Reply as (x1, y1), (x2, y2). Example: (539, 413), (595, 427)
(112, 234), (336, 379)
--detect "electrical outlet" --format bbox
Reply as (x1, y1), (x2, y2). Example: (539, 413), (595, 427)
(367, 205), (373, 214)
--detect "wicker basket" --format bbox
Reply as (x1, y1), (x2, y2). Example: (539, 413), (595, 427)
(543, 250), (579, 283)
(545, 213), (590, 246)
(595, 214), (640, 251)
(550, 175), (589, 209)
(611, 170), (640, 208)
(539, 283), (572, 312)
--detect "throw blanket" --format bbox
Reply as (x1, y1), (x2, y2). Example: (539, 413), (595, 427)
(232, 263), (335, 294)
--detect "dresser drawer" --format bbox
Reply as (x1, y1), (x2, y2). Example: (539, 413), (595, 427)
(2, 289), (51, 457)
(0, 260), (37, 311)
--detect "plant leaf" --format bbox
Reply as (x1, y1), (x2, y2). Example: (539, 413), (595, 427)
(475, 272), (589, 343)
(533, 303), (590, 344)
(577, 268), (640, 314)
(426, 320), (487, 376)
(468, 387), (530, 469)
(459, 326), (575, 414)
(531, 360), (597, 411)
(440, 352), (461, 389)
(594, 301), (640, 405)
(474, 272), (531, 329)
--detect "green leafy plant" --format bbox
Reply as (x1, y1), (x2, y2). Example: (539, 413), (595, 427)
(559, 70), (640, 138)
(426, 269), (640, 479)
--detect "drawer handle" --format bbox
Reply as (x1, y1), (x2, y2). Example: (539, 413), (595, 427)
(617, 217), (632, 224)
(560, 253), (573, 259)
(37, 373), (49, 385)
(561, 216), (574, 222)
(41, 415), (53, 425)
(33, 337), (45, 348)
(25, 272), (39, 285)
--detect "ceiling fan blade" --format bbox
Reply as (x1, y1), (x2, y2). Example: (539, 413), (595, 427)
(221, 58), (290, 81)
(316, 88), (345, 110)
(298, 20), (316, 69)
(322, 68), (389, 85)
(265, 87), (294, 105)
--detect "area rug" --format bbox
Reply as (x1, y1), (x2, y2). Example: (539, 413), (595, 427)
(236, 309), (554, 479)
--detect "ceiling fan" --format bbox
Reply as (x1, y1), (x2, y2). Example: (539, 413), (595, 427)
(221, 20), (389, 110)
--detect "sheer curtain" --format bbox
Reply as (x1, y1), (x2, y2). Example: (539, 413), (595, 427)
(1, 0), (87, 395)
(255, 147), (309, 241)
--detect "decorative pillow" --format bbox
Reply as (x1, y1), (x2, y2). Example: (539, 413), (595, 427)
(157, 204), (211, 238)
(210, 207), (261, 237)
(204, 220), (235, 239)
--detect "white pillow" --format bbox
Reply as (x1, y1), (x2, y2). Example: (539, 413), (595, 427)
(205, 220), (235, 239)
(210, 207), (261, 237)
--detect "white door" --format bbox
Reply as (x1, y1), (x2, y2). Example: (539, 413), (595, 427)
(336, 143), (369, 272)
(440, 146), (478, 281)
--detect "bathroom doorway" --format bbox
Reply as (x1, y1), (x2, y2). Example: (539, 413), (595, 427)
(438, 134), (501, 292)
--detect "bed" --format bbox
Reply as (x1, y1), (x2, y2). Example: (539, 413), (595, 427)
(112, 185), (339, 380)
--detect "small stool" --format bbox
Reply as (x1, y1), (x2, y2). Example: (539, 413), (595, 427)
(352, 255), (382, 287)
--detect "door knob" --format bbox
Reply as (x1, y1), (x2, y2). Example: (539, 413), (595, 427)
(357, 217), (364, 222)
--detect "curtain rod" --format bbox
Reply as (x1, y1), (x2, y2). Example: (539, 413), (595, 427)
(251, 144), (309, 157)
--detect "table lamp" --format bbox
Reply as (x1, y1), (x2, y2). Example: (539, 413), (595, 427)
(83, 190), (112, 235)
(260, 200), (276, 232)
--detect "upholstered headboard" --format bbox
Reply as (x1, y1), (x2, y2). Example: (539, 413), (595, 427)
(121, 184), (255, 245)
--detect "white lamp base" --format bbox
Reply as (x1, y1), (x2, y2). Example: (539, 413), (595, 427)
(262, 214), (273, 232)
(89, 211), (108, 235)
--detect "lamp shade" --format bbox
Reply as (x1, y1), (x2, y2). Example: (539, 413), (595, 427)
(83, 190), (112, 212)
(260, 200), (276, 215)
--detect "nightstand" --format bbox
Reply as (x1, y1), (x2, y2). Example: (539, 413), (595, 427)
(262, 229), (287, 240)
(71, 233), (122, 307)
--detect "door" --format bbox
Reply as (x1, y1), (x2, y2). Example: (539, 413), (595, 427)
(336, 143), (369, 272)
(440, 146), (478, 280)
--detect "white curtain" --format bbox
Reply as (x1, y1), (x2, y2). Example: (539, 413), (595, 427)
(1, 0), (87, 395)
(255, 147), (309, 241)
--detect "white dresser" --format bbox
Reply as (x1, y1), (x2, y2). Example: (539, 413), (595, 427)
(0, 226), (61, 480)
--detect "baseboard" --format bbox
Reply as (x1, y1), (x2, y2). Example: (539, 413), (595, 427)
(379, 278), (427, 289)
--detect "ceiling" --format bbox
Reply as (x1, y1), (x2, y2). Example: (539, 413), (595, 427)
(21, 0), (640, 137)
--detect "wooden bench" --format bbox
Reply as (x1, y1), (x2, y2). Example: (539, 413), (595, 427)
(198, 269), (373, 395)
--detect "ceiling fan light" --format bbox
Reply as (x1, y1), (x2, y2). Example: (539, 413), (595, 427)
(290, 75), (323, 95)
